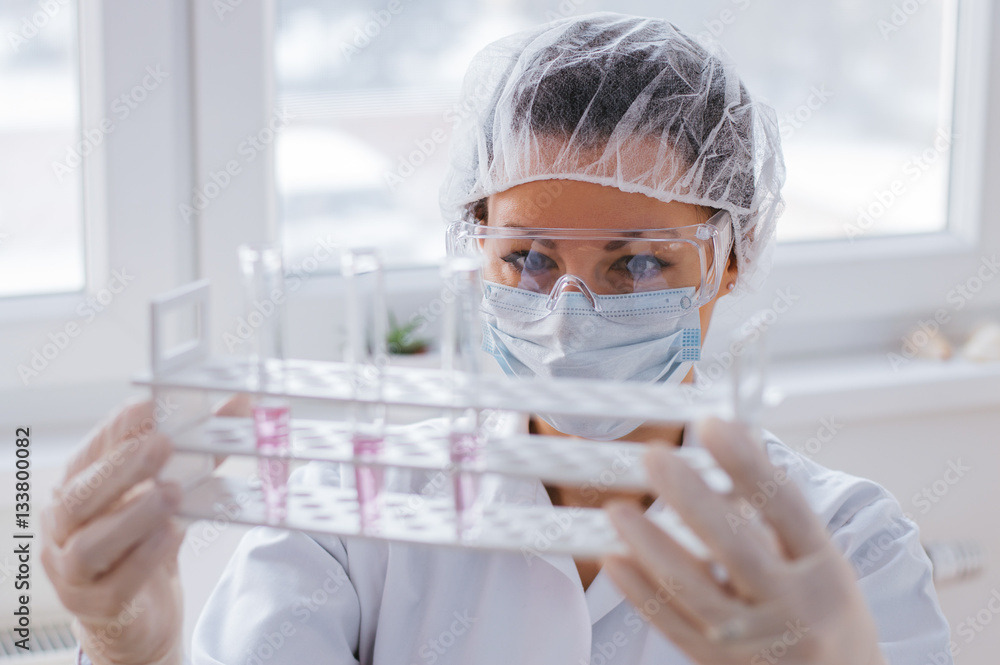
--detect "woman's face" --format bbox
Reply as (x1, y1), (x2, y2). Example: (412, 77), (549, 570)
(484, 179), (737, 345)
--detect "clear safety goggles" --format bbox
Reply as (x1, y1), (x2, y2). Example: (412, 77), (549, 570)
(446, 210), (733, 316)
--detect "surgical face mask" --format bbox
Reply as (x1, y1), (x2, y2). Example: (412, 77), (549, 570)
(480, 280), (701, 440)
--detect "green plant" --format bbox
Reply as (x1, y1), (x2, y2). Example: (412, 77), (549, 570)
(387, 312), (429, 355)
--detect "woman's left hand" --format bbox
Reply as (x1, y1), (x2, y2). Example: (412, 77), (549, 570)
(603, 417), (887, 665)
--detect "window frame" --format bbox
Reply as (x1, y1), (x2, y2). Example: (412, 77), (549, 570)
(722, 0), (997, 358)
(0, 0), (197, 425)
(2, 1), (991, 428)
(137, 0), (1000, 369)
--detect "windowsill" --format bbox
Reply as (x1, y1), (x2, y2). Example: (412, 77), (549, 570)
(766, 354), (1000, 428)
(772, 229), (976, 266)
(0, 291), (85, 323)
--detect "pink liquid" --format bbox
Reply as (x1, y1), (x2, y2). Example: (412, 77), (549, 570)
(353, 435), (384, 532)
(253, 403), (290, 523)
(450, 432), (483, 539)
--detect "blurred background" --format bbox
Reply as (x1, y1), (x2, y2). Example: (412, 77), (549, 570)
(0, 0), (998, 662)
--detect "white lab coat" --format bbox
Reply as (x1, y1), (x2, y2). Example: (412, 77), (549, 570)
(78, 414), (952, 665)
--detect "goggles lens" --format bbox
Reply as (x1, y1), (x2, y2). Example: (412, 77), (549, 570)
(447, 212), (731, 311)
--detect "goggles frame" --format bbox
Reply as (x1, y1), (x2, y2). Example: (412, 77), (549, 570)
(446, 210), (734, 310)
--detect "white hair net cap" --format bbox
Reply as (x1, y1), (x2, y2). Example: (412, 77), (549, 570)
(440, 12), (786, 292)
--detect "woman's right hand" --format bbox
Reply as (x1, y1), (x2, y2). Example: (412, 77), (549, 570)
(40, 395), (249, 665)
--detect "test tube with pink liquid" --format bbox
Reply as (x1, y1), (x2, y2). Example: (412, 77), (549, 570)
(238, 245), (291, 524)
(441, 257), (486, 540)
(343, 248), (389, 533)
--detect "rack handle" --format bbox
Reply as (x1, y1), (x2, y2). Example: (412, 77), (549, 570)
(151, 280), (211, 376)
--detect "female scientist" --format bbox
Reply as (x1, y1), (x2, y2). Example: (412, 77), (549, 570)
(41, 13), (952, 665)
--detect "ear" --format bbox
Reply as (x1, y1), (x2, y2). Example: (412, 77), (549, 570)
(724, 252), (739, 292)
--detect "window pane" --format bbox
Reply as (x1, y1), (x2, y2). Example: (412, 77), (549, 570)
(274, 0), (954, 269)
(0, 0), (85, 297)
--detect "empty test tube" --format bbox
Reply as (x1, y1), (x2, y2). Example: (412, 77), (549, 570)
(731, 319), (768, 439)
(441, 256), (486, 540)
(238, 245), (291, 523)
(343, 248), (389, 533)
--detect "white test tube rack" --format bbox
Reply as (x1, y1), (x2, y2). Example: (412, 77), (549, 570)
(136, 279), (776, 559)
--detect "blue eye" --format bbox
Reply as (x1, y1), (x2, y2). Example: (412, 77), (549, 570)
(624, 255), (667, 276)
(502, 251), (555, 273)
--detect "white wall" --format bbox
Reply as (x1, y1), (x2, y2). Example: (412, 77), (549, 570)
(771, 407), (1000, 665)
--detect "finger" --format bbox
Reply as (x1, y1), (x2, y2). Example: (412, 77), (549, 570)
(46, 430), (173, 548)
(62, 398), (154, 483)
(57, 481), (181, 584)
(214, 393), (252, 418)
(69, 521), (186, 622)
(697, 418), (829, 558)
(645, 444), (781, 600)
(91, 521), (186, 619)
(703, 596), (805, 647)
(210, 394), (251, 469)
(602, 554), (728, 664)
(605, 500), (745, 631)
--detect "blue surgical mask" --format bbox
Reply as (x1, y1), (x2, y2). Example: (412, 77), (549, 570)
(480, 280), (701, 440)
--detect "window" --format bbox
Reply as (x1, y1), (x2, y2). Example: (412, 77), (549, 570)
(0, 0), (84, 297)
(192, 0), (993, 363)
(272, 0), (958, 270)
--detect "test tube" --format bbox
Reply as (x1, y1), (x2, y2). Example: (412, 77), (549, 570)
(441, 256), (486, 540)
(343, 248), (388, 533)
(238, 245), (290, 523)
(731, 318), (767, 442)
